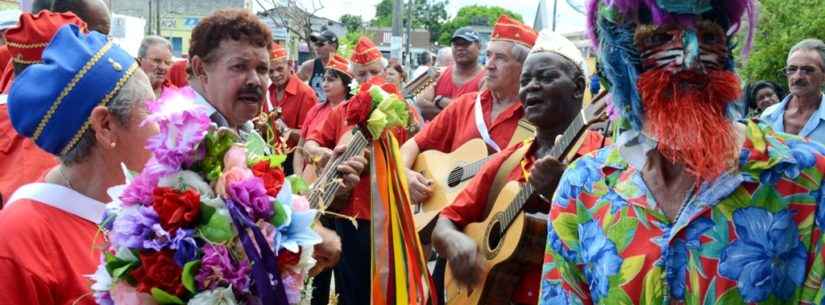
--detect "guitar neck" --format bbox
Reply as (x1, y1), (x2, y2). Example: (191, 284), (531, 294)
(307, 128), (370, 210)
(499, 113), (588, 230)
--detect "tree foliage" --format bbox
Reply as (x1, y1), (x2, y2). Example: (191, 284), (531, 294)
(370, 0), (449, 43)
(437, 5), (523, 45)
(738, 0), (825, 87)
(340, 14), (364, 33)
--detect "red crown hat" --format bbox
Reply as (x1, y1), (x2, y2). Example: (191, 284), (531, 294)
(490, 15), (537, 48)
(4, 11), (88, 64)
(350, 36), (383, 65)
(270, 42), (287, 62)
(326, 53), (352, 77)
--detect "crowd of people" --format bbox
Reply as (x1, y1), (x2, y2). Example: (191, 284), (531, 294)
(1, 0), (825, 305)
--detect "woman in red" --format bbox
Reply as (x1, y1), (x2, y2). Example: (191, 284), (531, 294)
(297, 54), (354, 181)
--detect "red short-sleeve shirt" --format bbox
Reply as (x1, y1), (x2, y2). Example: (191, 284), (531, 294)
(433, 65), (486, 99)
(413, 89), (524, 154)
(0, 198), (103, 304)
(306, 102), (411, 220)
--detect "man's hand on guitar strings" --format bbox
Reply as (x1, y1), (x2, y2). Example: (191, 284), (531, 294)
(406, 168), (433, 203)
(334, 145), (370, 194)
(529, 156), (566, 202)
(447, 233), (485, 288)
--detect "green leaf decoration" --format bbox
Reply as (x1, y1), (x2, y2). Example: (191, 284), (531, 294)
(242, 129), (272, 160)
(268, 154), (287, 168)
(287, 175), (309, 195)
(714, 287), (746, 305)
(105, 251), (139, 281)
(616, 255), (645, 285)
(551, 213), (580, 246)
(640, 266), (664, 305)
(607, 217), (638, 252)
(199, 203), (217, 225)
(151, 288), (185, 305)
(199, 209), (236, 243)
(182, 260), (201, 293)
(271, 201), (289, 227)
(604, 285), (634, 305)
(195, 129), (238, 183)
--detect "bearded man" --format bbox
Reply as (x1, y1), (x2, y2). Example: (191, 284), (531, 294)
(539, 1), (825, 304)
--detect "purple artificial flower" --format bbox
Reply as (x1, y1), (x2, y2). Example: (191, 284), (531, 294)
(171, 228), (199, 266)
(143, 223), (172, 251)
(143, 87), (211, 170)
(227, 177), (274, 221)
(110, 206), (160, 250)
(93, 291), (113, 305)
(195, 244), (252, 293)
(120, 157), (174, 206)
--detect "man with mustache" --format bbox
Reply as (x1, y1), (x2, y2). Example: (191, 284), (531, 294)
(761, 39), (825, 144)
(187, 8), (360, 278)
(540, 1), (825, 304)
(137, 35), (175, 97)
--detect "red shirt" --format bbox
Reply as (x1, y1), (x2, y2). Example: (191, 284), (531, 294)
(0, 104), (57, 204)
(441, 134), (606, 305)
(434, 65), (486, 99)
(265, 75), (319, 148)
(0, 198), (103, 304)
(414, 89), (524, 153)
(0, 59), (14, 94)
(306, 102), (410, 220)
(0, 46), (10, 79)
(166, 59), (189, 88)
(300, 101), (337, 139)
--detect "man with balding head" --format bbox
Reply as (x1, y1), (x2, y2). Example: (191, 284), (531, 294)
(32, 0), (111, 34)
(138, 35), (175, 97)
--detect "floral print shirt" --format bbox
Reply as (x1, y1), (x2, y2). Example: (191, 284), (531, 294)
(540, 120), (825, 305)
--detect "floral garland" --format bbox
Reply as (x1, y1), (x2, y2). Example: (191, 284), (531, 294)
(90, 87), (321, 305)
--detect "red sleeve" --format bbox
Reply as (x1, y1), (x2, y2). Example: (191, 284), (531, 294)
(295, 84), (319, 130)
(306, 105), (343, 149)
(440, 143), (519, 228)
(413, 93), (471, 152)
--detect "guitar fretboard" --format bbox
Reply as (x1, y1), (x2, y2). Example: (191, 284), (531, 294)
(498, 112), (588, 232)
(307, 129), (369, 210)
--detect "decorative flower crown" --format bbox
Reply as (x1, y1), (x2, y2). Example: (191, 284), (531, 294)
(91, 87), (321, 305)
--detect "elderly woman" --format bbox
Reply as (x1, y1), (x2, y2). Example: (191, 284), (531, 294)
(0, 25), (157, 304)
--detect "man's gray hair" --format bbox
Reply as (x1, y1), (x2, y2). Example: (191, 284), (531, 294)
(138, 35), (172, 59)
(789, 38), (825, 69)
(511, 42), (530, 65)
(59, 71), (150, 165)
(348, 57), (389, 72)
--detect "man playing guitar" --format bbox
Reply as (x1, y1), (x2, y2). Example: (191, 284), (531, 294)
(431, 30), (592, 305)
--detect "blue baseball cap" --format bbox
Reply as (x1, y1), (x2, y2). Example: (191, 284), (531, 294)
(9, 24), (139, 156)
(451, 27), (480, 43)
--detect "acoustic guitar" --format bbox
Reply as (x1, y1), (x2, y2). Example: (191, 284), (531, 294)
(444, 92), (609, 305)
(305, 128), (369, 212)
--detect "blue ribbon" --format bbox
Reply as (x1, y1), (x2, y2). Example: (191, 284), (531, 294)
(227, 200), (289, 305)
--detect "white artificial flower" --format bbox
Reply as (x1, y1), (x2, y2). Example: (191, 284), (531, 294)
(87, 263), (112, 292)
(187, 287), (239, 305)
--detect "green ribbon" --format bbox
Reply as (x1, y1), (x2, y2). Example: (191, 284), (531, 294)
(366, 85), (410, 139)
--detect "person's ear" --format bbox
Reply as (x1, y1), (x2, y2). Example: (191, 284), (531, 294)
(574, 71), (586, 102)
(191, 55), (208, 83)
(89, 105), (117, 150)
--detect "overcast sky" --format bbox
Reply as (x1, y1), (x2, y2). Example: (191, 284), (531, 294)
(255, 0), (587, 34)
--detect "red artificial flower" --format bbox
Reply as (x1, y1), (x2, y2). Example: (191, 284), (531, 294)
(344, 91), (373, 126)
(251, 160), (285, 196)
(152, 187), (201, 232)
(277, 248), (302, 271)
(130, 250), (187, 297)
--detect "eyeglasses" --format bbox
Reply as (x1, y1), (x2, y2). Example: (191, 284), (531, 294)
(313, 41), (327, 48)
(784, 65), (821, 76)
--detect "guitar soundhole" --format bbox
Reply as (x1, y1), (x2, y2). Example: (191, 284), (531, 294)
(487, 221), (502, 252)
(447, 167), (464, 187)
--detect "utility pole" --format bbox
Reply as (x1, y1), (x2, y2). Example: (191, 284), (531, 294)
(405, 0), (413, 68)
(552, 0), (558, 31)
(156, 0), (162, 36)
(148, 0), (153, 35)
(391, 0), (402, 60)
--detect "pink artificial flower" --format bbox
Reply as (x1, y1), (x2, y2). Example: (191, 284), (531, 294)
(142, 87), (211, 169)
(223, 144), (248, 170)
(291, 195), (310, 212)
(215, 167), (254, 197)
(110, 282), (158, 305)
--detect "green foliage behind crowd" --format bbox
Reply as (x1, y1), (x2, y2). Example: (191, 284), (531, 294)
(738, 0), (825, 87)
